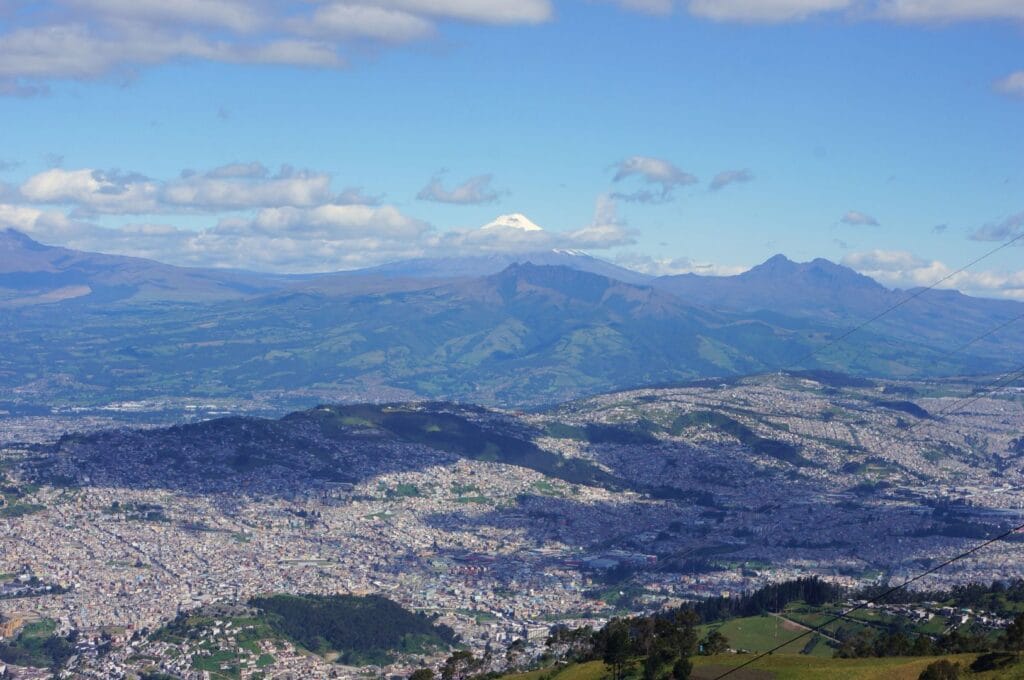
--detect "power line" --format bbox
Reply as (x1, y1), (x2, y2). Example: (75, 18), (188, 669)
(712, 518), (1024, 679)
(785, 231), (1024, 370)
(899, 364), (1024, 438)
(826, 309), (1024, 380)
(710, 363), (1024, 679)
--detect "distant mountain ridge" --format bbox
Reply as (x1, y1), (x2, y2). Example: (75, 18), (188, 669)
(1, 228), (1022, 408)
(0, 228), (295, 305)
(352, 249), (654, 284)
(653, 253), (888, 319)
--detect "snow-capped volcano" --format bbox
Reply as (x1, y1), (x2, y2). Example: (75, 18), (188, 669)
(481, 213), (543, 232)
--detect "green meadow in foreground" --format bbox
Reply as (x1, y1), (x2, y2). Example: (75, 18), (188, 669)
(505, 654), (1024, 680)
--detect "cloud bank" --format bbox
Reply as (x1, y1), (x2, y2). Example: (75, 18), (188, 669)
(1, 162), (633, 272)
(843, 248), (1024, 299)
(3, 1), (1024, 93)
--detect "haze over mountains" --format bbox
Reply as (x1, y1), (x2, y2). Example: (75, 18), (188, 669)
(1, 226), (1021, 409)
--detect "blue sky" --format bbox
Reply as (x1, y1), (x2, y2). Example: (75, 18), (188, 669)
(0, 0), (1022, 297)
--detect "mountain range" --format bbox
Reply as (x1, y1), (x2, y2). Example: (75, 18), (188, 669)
(0, 227), (1021, 409)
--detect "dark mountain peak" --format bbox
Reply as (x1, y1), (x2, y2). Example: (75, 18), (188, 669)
(478, 262), (623, 306)
(490, 261), (612, 294)
(0, 228), (49, 252)
(356, 249), (652, 285)
(743, 254), (883, 291)
(758, 253), (795, 269)
(494, 261), (611, 285)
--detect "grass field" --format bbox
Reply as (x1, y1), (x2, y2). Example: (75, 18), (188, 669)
(504, 654), (1024, 680)
(699, 615), (835, 657)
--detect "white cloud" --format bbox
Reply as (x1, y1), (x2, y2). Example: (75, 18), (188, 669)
(371, 0), (553, 24)
(874, 0), (1024, 22)
(289, 4), (435, 42)
(687, 0), (852, 22)
(21, 168), (161, 214)
(436, 200), (635, 254)
(996, 71), (1024, 97)
(0, 1), (552, 90)
(163, 168), (334, 211)
(19, 165), (336, 214)
(2, 0), (1024, 93)
(417, 173), (502, 204)
(840, 209), (880, 226)
(204, 162), (269, 179)
(684, 0), (1024, 23)
(65, 0), (264, 32)
(709, 168), (754, 191)
(611, 155), (698, 203)
(0, 204), (73, 233)
(841, 249), (926, 271)
(220, 204), (429, 239)
(615, 251), (749, 276)
(0, 21), (345, 81)
(604, 0), (675, 15)
(5, 163), (634, 272)
(843, 248), (1024, 299)
(969, 211), (1024, 242)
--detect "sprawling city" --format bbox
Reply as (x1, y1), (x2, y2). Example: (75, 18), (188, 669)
(2, 1), (1024, 679)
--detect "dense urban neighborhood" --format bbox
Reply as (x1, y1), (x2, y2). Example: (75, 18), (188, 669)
(1, 374), (1022, 678)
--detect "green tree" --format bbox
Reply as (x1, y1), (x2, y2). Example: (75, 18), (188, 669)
(602, 622), (631, 680)
(918, 659), (961, 680)
(410, 669), (435, 680)
(699, 630), (729, 656)
(441, 651), (476, 680)
(1004, 612), (1024, 653)
(910, 634), (936, 657)
(671, 657), (692, 680)
(505, 638), (528, 670)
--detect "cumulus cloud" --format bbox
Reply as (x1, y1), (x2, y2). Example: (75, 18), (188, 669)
(21, 168), (161, 215)
(605, 0), (676, 15)
(0, 204), (75, 235)
(684, 0), (1024, 23)
(688, 0), (853, 22)
(840, 210), (880, 226)
(842, 249), (927, 271)
(709, 168), (754, 192)
(4, 0), (1024, 93)
(874, 0), (1024, 22)
(615, 252), (749, 276)
(995, 71), (1024, 98)
(18, 164), (335, 214)
(0, 22), (342, 83)
(2, 163), (635, 272)
(843, 248), (1024, 299)
(969, 212), (1024, 242)
(216, 204), (429, 240)
(0, 1), (553, 91)
(436, 205), (635, 254)
(373, 0), (552, 24)
(417, 173), (502, 205)
(611, 155), (698, 203)
(163, 167), (334, 211)
(66, 0), (265, 32)
(288, 4), (435, 42)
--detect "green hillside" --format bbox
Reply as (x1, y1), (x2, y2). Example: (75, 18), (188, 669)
(505, 654), (1024, 680)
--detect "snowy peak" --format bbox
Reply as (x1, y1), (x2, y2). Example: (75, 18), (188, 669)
(481, 213), (544, 232)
